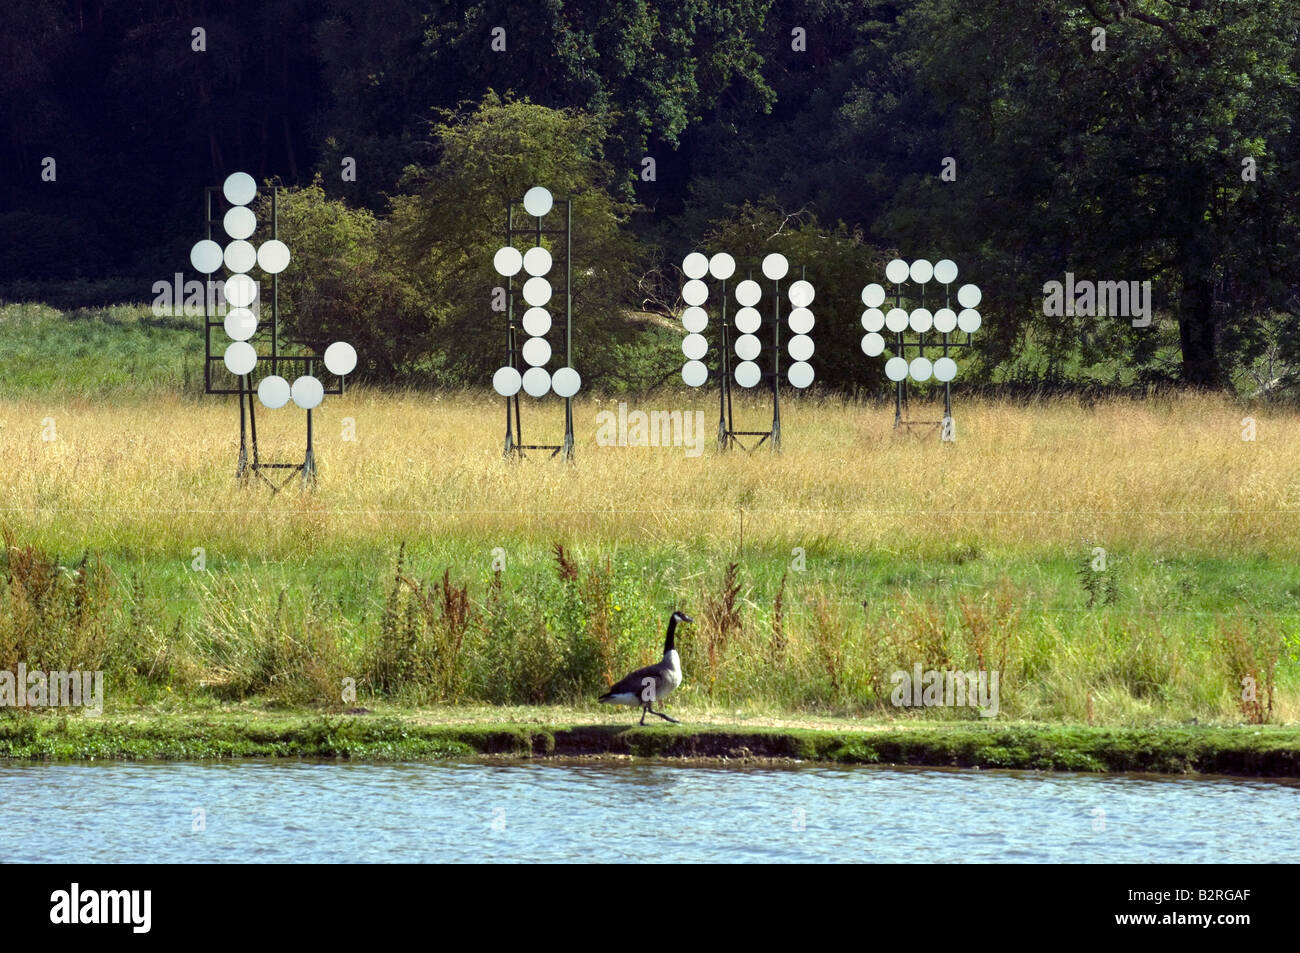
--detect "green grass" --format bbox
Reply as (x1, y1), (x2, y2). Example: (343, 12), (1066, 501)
(0, 302), (202, 399)
(3, 710), (1298, 775)
(4, 535), (1297, 725)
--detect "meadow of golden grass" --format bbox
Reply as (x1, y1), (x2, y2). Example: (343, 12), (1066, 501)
(1, 388), (1296, 559)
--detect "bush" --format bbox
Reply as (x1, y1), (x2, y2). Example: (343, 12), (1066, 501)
(386, 92), (643, 389)
(0, 534), (111, 675)
(700, 202), (893, 394)
(259, 180), (432, 382)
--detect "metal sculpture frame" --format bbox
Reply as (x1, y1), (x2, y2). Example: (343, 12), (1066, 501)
(882, 279), (975, 437)
(692, 261), (811, 453)
(500, 197), (575, 461)
(200, 182), (345, 491)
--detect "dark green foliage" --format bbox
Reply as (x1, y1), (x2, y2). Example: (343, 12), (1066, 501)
(700, 203), (893, 393)
(896, 0), (1300, 388)
(4, 1), (1300, 392)
(311, 0), (776, 206)
(265, 181), (432, 381)
(386, 93), (643, 388)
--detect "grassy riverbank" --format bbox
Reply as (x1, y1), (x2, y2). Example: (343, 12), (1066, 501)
(3, 708), (1299, 776)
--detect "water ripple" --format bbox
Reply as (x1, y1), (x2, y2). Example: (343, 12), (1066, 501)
(0, 761), (1296, 863)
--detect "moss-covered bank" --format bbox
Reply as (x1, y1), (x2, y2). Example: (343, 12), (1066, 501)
(2, 713), (1298, 776)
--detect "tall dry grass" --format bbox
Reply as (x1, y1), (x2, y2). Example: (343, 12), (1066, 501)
(0, 389), (1296, 559)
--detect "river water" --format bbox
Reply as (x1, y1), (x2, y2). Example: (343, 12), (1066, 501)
(2, 760), (1296, 863)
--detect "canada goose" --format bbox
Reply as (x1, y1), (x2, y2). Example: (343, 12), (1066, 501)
(598, 610), (693, 725)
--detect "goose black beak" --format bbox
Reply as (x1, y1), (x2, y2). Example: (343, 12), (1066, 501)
(680, 614), (695, 624)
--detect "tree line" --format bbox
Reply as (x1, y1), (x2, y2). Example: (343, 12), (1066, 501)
(2, 0), (1298, 394)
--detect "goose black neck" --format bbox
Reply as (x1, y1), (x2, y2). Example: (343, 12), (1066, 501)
(664, 616), (678, 654)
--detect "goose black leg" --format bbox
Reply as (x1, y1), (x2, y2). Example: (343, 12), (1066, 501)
(639, 707), (648, 726)
(648, 709), (679, 724)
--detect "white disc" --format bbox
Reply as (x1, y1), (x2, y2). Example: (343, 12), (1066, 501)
(885, 259), (909, 284)
(522, 367), (551, 397)
(257, 375), (291, 409)
(493, 246), (523, 277)
(223, 308), (257, 341)
(682, 333), (708, 361)
(256, 239), (291, 274)
(910, 259), (934, 284)
(682, 306), (708, 334)
(909, 357), (933, 382)
(933, 308), (957, 333)
(934, 357), (958, 382)
(522, 336), (552, 367)
(682, 279), (709, 307)
(223, 206), (256, 241)
(957, 283), (982, 308)
(885, 307), (909, 332)
(708, 252), (736, 280)
(862, 332), (885, 356)
(762, 253), (789, 280)
(788, 334), (814, 362)
(224, 341), (257, 376)
(190, 239), (223, 274)
(682, 252), (709, 280)
(522, 277), (552, 307)
(884, 356), (908, 381)
(223, 239), (256, 274)
(788, 279), (815, 308)
(291, 374), (324, 410)
(523, 246), (552, 276)
(734, 361), (761, 388)
(788, 307), (814, 335)
(523, 186), (553, 217)
(493, 366), (522, 396)
(861, 283), (886, 308)
(223, 273), (258, 308)
(521, 307), (551, 336)
(909, 308), (933, 333)
(735, 334), (761, 361)
(323, 341), (357, 376)
(551, 366), (581, 397)
(735, 280), (762, 307)
(933, 259), (958, 284)
(733, 306), (761, 334)
(958, 308), (982, 333)
(682, 360), (708, 388)
(223, 172), (257, 206)
(787, 361), (814, 389)
(861, 308), (885, 332)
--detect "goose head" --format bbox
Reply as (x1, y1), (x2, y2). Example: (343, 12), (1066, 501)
(664, 610), (694, 653)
